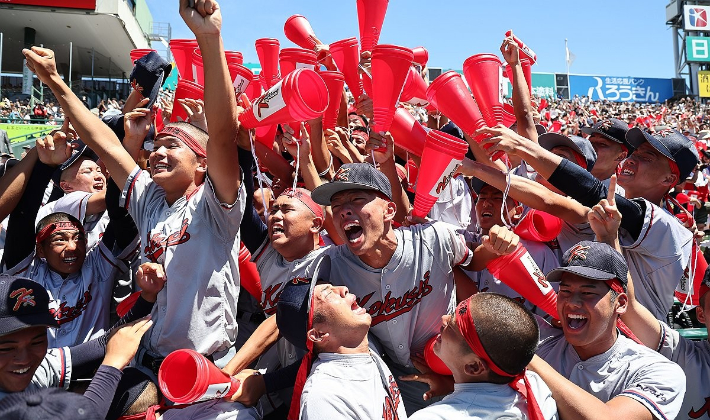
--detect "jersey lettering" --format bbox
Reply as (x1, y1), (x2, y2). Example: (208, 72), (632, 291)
(49, 284), (93, 325)
(689, 397), (710, 419)
(357, 272), (433, 326)
(144, 218), (191, 262)
(382, 375), (401, 420)
(261, 283), (284, 316)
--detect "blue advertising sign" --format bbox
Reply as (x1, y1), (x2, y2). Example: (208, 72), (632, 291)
(569, 75), (673, 103)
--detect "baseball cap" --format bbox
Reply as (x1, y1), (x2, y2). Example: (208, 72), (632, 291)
(581, 118), (633, 152)
(0, 275), (58, 336)
(546, 241), (628, 290)
(0, 158), (18, 178)
(129, 51), (172, 109)
(0, 387), (101, 419)
(626, 128), (699, 181)
(698, 130), (710, 140)
(538, 133), (597, 172)
(275, 256), (332, 351)
(311, 163), (392, 206)
(50, 140), (99, 185)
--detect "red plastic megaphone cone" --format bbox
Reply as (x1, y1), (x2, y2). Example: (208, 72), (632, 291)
(279, 48), (318, 77)
(225, 50), (244, 66)
(514, 209), (563, 243)
(239, 243), (262, 301)
(502, 103), (517, 128)
(228, 64), (254, 97)
(412, 130), (469, 218)
(130, 49), (157, 63)
(192, 49), (205, 86)
(169, 39), (198, 81)
(370, 45), (414, 134)
(245, 74), (263, 102)
(171, 79), (204, 123)
(400, 66), (429, 106)
(329, 37), (363, 102)
(503, 58), (533, 96)
(255, 124), (278, 147)
(487, 244), (558, 320)
(412, 46), (429, 68)
(390, 107), (428, 156)
(319, 71), (346, 131)
(424, 335), (452, 375)
(239, 68), (329, 129)
(159, 349), (240, 404)
(357, 0), (389, 52)
(284, 15), (320, 50)
(426, 71), (485, 137)
(463, 54), (504, 128)
(255, 38), (281, 89)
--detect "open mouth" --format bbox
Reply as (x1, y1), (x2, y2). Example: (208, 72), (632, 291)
(350, 298), (366, 315)
(62, 257), (78, 264)
(343, 222), (363, 243)
(93, 182), (105, 190)
(11, 367), (31, 375)
(152, 163), (170, 173)
(481, 211), (494, 218)
(271, 223), (285, 236)
(620, 168), (634, 176)
(566, 314), (588, 330)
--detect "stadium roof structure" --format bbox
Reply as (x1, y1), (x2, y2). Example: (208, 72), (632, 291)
(0, 0), (152, 80)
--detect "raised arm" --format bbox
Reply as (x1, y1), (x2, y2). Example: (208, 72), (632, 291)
(501, 32), (538, 143)
(179, 0), (241, 203)
(22, 48), (136, 188)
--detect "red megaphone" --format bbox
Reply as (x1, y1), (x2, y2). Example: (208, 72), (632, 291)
(370, 45), (414, 134)
(504, 30), (537, 63)
(320, 71), (346, 131)
(192, 49), (205, 86)
(424, 335), (452, 376)
(463, 54), (504, 128)
(170, 79), (204, 123)
(239, 68), (329, 129)
(159, 349), (240, 404)
(255, 38), (281, 89)
(412, 46), (429, 68)
(329, 37), (363, 102)
(357, 0), (389, 52)
(487, 243), (558, 320)
(503, 57), (533, 96)
(169, 39), (198, 81)
(279, 48), (318, 77)
(400, 66), (429, 106)
(255, 124), (278, 147)
(514, 210), (563, 243)
(225, 50), (244, 66)
(245, 74), (263, 102)
(284, 14), (321, 50)
(390, 107), (427, 156)
(228, 64), (254, 97)
(502, 103), (517, 128)
(412, 129), (469, 219)
(130, 49), (157, 64)
(238, 243), (262, 301)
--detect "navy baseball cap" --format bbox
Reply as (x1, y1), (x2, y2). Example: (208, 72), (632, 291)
(626, 128), (699, 181)
(538, 133), (597, 172)
(311, 163), (392, 205)
(546, 241), (628, 290)
(276, 256), (331, 351)
(581, 118), (633, 152)
(129, 51), (172, 109)
(0, 275), (58, 336)
(0, 387), (101, 419)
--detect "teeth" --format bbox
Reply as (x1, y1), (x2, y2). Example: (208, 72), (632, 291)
(343, 222), (359, 230)
(63, 257), (77, 263)
(12, 367), (29, 374)
(568, 314), (587, 320)
(621, 169), (634, 175)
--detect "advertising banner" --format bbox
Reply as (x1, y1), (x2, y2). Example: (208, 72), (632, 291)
(569, 75), (673, 103)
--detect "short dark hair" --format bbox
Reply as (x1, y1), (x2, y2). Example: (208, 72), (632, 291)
(468, 293), (539, 381)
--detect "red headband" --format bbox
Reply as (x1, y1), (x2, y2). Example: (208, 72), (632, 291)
(603, 279), (643, 345)
(668, 160), (681, 180)
(155, 126), (207, 158)
(282, 188), (324, 219)
(36, 220), (84, 244)
(573, 151), (588, 170)
(455, 298), (545, 420)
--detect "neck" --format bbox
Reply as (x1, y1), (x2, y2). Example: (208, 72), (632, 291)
(572, 329), (618, 361)
(165, 182), (201, 206)
(320, 335), (370, 355)
(623, 185), (665, 206)
(358, 229), (398, 269)
(279, 236), (320, 262)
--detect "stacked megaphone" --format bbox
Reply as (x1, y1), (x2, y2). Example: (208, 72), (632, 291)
(357, 0), (389, 53)
(514, 210), (563, 243)
(330, 37), (363, 102)
(256, 38), (281, 89)
(370, 44), (414, 134)
(389, 107), (428, 157)
(426, 71), (487, 141)
(159, 349), (240, 404)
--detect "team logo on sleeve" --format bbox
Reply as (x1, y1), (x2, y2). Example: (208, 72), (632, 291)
(382, 375), (402, 420)
(356, 271), (433, 326)
(689, 397), (710, 418)
(144, 218), (191, 263)
(9, 288), (35, 311)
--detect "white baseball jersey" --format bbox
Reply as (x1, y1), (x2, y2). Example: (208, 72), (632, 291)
(537, 324), (686, 420)
(656, 321), (710, 420)
(429, 175), (472, 230)
(300, 351), (407, 420)
(619, 199), (693, 320)
(120, 166), (246, 357)
(326, 221), (472, 366)
(408, 372), (558, 420)
(0, 346), (72, 400)
(35, 191), (109, 250)
(464, 238), (560, 319)
(4, 242), (129, 347)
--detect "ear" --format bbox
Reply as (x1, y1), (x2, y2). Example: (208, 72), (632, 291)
(661, 173), (679, 188)
(196, 157), (207, 174)
(59, 180), (73, 192)
(615, 150), (628, 162)
(615, 292), (629, 315)
(697, 302), (706, 324)
(306, 327), (329, 344)
(310, 216), (324, 233)
(463, 357), (487, 378)
(383, 200), (397, 222)
(36, 242), (45, 259)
